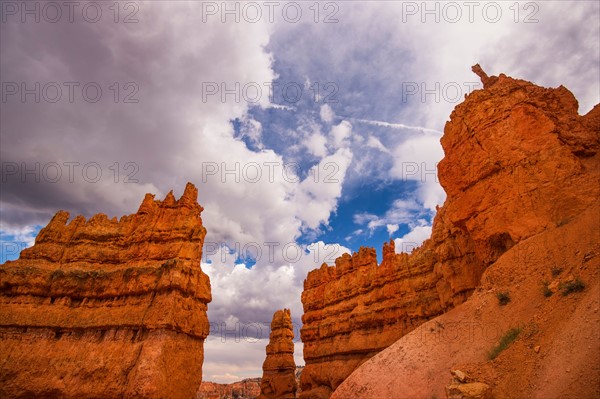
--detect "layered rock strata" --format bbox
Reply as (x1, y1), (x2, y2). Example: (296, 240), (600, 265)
(300, 67), (600, 398)
(196, 378), (261, 399)
(0, 182), (212, 399)
(258, 309), (298, 399)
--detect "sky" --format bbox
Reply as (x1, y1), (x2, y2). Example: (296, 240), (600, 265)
(1, 0), (599, 383)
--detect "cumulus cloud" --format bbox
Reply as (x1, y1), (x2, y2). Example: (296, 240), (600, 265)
(329, 120), (353, 149)
(201, 239), (349, 378)
(394, 219), (433, 254)
(390, 132), (446, 211)
(1, 2), (275, 227)
(0, 225), (39, 247)
(294, 148), (353, 231)
(202, 239), (350, 324)
(354, 198), (426, 235)
(320, 104), (335, 123)
(305, 132), (328, 158)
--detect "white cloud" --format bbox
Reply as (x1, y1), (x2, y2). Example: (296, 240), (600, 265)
(201, 239), (348, 382)
(329, 120), (353, 149)
(294, 148), (353, 230)
(305, 132), (329, 158)
(394, 219), (432, 254)
(0, 225), (39, 247)
(390, 133), (446, 212)
(202, 239), (350, 323)
(366, 136), (390, 153)
(320, 104), (335, 123)
(239, 117), (264, 149)
(353, 197), (430, 238)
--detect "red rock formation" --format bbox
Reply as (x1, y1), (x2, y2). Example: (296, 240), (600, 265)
(0, 182), (212, 399)
(300, 68), (600, 398)
(196, 367), (304, 399)
(259, 309), (298, 399)
(196, 378), (261, 399)
(332, 202), (599, 399)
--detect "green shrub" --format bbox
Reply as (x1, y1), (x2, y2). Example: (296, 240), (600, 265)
(551, 266), (563, 277)
(488, 327), (522, 360)
(560, 278), (585, 296)
(541, 281), (553, 297)
(496, 291), (511, 306)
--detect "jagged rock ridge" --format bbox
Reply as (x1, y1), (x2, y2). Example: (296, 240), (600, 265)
(0, 182), (212, 399)
(196, 378), (262, 399)
(300, 67), (600, 398)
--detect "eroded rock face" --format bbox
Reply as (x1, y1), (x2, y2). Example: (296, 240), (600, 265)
(0, 182), (212, 399)
(259, 309), (297, 399)
(301, 68), (600, 398)
(196, 378), (261, 399)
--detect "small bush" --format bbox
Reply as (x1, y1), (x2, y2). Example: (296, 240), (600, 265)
(541, 281), (553, 297)
(496, 291), (511, 306)
(488, 327), (522, 360)
(551, 266), (563, 277)
(560, 278), (585, 296)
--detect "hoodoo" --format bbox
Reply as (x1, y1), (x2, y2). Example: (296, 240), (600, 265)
(258, 309), (298, 399)
(301, 67), (600, 398)
(0, 183), (212, 399)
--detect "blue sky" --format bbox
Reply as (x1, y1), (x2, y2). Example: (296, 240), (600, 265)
(1, 0), (599, 383)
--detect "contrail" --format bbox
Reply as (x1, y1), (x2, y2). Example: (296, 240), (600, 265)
(348, 118), (442, 135)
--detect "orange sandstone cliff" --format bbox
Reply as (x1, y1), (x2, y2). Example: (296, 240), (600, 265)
(0, 182), (212, 399)
(301, 67), (600, 398)
(258, 309), (298, 399)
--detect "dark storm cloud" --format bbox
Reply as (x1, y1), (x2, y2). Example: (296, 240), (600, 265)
(1, 2), (274, 229)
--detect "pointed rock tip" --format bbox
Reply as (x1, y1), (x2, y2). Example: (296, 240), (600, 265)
(384, 239), (395, 250)
(49, 210), (70, 226)
(163, 190), (177, 206)
(137, 193), (156, 214)
(471, 63), (499, 88)
(178, 182), (200, 209)
(471, 63), (489, 83)
(382, 239), (396, 260)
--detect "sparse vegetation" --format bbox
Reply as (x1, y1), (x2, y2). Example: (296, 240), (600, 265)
(488, 327), (522, 360)
(560, 278), (585, 296)
(541, 281), (553, 297)
(496, 291), (511, 306)
(551, 266), (563, 277)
